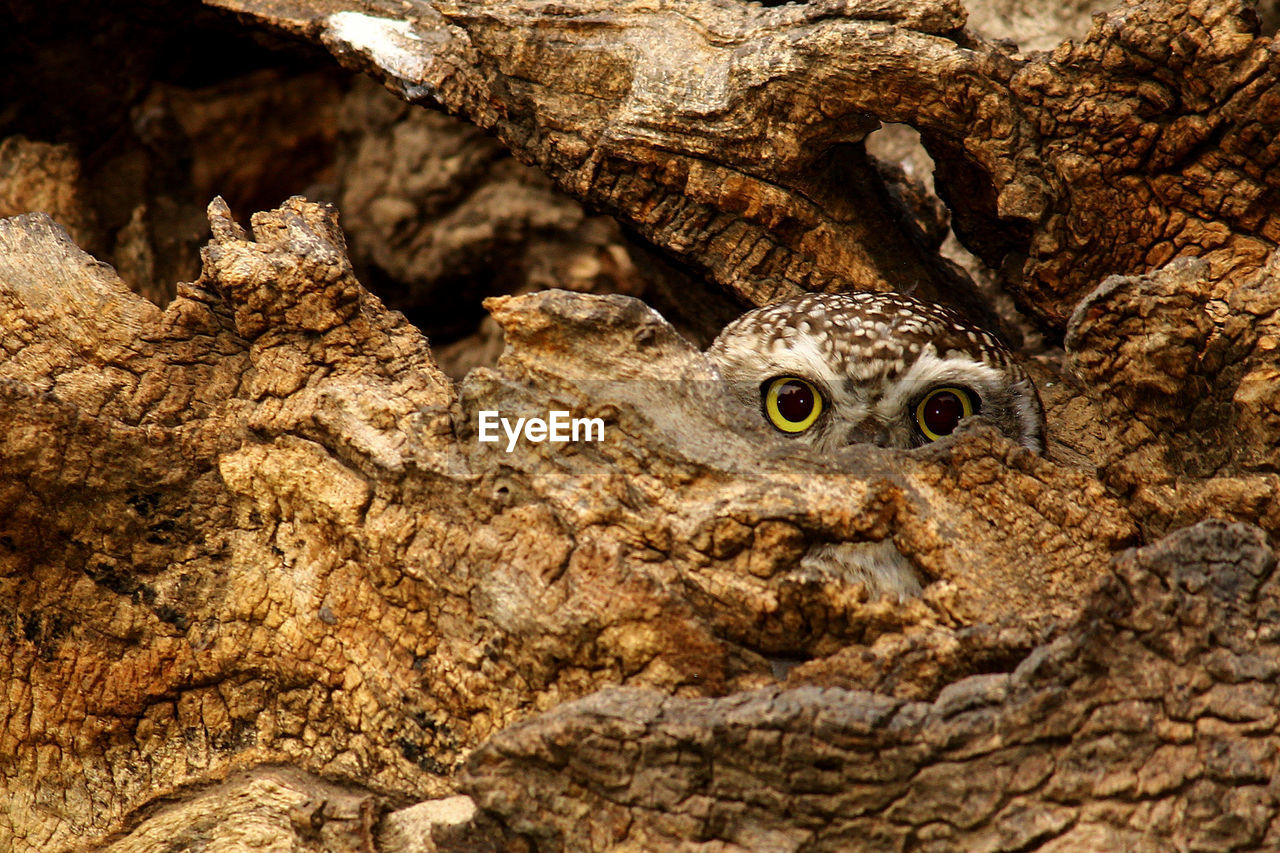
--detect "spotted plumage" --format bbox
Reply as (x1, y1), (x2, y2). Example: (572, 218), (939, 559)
(706, 291), (1046, 600)
(707, 291), (1044, 454)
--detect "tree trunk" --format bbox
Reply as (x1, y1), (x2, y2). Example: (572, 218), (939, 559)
(1, 0), (1279, 850)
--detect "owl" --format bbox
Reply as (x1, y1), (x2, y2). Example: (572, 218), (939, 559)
(706, 290), (1046, 600)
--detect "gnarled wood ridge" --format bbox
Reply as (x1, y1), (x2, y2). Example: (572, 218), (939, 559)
(2, 0), (1280, 849)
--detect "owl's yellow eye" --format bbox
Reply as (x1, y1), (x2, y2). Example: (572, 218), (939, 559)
(764, 377), (823, 433)
(915, 387), (977, 441)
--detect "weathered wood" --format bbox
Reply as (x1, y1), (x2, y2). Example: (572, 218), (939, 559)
(460, 522), (1280, 845)
(211, 0), (998, 319)
(2, 0), (1280, 849)
(210, 0), (1280, 327)
(461, 521), (1279, 850)
(0, 200), (1133, 848)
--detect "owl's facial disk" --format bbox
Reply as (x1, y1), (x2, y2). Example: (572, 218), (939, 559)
(706, 292), (1045, 454)
(748, 370), (991, 451)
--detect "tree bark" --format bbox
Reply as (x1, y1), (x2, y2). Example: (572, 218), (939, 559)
(2, 0), (1279, 850)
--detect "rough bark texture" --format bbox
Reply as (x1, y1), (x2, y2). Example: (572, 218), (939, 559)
(459, 519), (1280, 851)
(0, 199), (1132, 849)
(2, 0), (1280, 850)
(209, 0), (1280, 329)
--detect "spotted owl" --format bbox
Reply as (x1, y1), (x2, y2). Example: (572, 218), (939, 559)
(706, 290), (1046, 600)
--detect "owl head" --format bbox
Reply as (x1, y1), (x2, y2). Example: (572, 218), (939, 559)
(706, 291), (1045, 454)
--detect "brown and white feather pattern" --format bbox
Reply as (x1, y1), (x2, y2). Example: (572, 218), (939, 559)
(706, 291), (1046, 600)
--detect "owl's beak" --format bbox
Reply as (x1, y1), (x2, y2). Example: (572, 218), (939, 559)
(845, 421), (895, 448)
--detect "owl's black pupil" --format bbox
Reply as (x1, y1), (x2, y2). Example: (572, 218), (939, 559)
(776, 380), (814, 422)
(922, 390), (965, 435)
